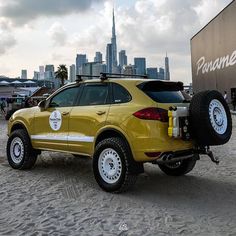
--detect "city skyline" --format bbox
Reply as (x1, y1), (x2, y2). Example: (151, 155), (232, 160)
(0, 0), (232, 84)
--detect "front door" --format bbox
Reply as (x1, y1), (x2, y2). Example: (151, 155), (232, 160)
(32, 86), (80, 151)
(68, 82), (110, 155)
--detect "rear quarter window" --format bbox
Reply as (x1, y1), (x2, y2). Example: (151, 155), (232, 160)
(138, 81), (191, 103)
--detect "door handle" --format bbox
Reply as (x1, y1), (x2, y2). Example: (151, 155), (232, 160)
(62, 111), (69, 116)
(96, 111), (106, 115)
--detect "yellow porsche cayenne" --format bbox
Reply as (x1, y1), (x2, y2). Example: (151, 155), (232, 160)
(6, 74), (232, 192)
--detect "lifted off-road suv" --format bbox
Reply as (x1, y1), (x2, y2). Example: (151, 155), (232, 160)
(7, 74), (232, 192)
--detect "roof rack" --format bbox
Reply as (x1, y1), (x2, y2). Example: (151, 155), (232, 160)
(75, 73), (147, 83)
(76, 74), (100, 82)
(100, 73), (148, 79)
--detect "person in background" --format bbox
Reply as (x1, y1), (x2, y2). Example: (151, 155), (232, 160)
(224, 91), (228, 103)
(0, 100), (6, 115)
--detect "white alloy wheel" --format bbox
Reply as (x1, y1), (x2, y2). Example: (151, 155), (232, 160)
(209, 99), (227, 135)
(10, 137), (24, 164)
(98, 148), (122, 184)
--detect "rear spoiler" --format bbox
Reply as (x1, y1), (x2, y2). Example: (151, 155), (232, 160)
(137, 81), (184, 91)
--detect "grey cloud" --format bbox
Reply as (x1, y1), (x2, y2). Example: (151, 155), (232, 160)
(48, 22), (67, 46)
(0, 19), (16, 55)
(0, 34), (16, 55)
(0, 0), (104, 25)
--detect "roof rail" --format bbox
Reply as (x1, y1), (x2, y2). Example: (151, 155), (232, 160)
(75, 73), (148, 83)
(100, 73), (148, 79)
(76, 74), (100, 82)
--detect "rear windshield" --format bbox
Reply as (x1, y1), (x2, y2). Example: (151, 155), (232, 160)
(138, 81), (191, 103)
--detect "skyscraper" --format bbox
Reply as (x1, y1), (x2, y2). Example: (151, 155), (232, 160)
(119, 50), (128, 69)
(134, 58), (146, 75)
(165, 53), (170, 80)
(70, 64), (76, 82)
(45, 65), (55, 81)
(21, 70), (27, 79)
(39, 66), (44, 80)
(111, 9), (118, 70)
(158, 67), (165, 80)
(94, 52), (103, 63)
(147, 68), (158, 79)
(106, 43), (113, 73)
(76, 54), (87, 75)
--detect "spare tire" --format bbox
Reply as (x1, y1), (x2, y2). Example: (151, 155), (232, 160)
(189, 90), (232, 146)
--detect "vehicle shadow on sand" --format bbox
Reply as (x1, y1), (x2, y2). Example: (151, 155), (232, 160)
(1, 152), (236, 217)
(24, 153), (236, 215)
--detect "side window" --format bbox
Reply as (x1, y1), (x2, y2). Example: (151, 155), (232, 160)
(112, 83), (131, 104)
(49, 87), (79, 107)
(79, 84), (109, 106)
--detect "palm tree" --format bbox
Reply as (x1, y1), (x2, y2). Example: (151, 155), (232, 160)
(55, 64), (68, 86)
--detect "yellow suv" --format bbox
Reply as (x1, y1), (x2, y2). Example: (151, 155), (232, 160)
(6, 74), (232, 192)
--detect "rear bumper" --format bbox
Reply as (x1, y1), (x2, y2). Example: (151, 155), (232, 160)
(132, 137), (194, 162)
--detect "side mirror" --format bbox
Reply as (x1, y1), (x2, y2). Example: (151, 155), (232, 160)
(38, 100), (46, 110)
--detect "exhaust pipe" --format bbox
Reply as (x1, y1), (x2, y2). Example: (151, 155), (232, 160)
(153, 153), (194, 164)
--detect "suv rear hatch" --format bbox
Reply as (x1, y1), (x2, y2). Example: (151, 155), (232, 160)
(137, 80), (191, 140)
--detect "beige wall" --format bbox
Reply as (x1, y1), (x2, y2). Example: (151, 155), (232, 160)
(191, 1), (236, 99)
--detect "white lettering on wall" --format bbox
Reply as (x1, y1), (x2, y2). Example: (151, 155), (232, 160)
(196, 50), (236, 76)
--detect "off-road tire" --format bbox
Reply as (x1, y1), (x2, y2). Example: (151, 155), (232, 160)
(93, 137), (138, 193)
(158, 157), (196, 176)
(189, 90), (232, 146)
(7, 129), (37, 170)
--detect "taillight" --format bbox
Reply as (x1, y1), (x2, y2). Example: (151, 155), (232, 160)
(133, 108), (168, 122)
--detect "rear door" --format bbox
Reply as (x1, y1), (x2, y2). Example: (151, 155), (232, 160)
(68, 82), (110, 155)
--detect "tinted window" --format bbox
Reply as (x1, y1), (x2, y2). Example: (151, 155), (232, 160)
(112, 83), (131, 104)
(50, 87), (79, 107)
(138, 81), (191, 103)
(79, 84), (109, 106)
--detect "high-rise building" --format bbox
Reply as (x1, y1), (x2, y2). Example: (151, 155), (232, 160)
(92, 63), (106, 77)
(94, 52), (103, 63)
(134, 58), (146, 75)
(39, 66), (44, 80)
(106, 8), (119, 73)
(111, 9), (118, 70)
(33, 71), (40, 80)
(165, 53), (170, 80)
(158, 67), (165, 80)
(123, 65), (136, 75)
(106, 43), (113, 73)
(70, 64), (76, 82)
(119, 50), (128, 68)
(147, 68), (158, 79)
(21, 70), (27, 79)
(76, 54), (87, 75)
(81, 62), (106, 78)
(45, 65), (55, 81)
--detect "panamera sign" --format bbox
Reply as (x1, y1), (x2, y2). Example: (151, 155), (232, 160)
(196, 50), (236, 76)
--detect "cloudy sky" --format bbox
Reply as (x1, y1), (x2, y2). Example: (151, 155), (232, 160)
(0, 0), (232, 84)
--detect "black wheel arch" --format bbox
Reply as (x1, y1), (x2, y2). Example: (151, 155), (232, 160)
(10, 122), (29, 136)
(95, 128), (144, 174)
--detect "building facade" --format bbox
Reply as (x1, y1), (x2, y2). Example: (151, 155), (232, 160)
(21, 70), (27, 80)
(158, 68), (165, 80)
(147, 68), (158, 79)
(191, 1), (236, 99)
(94, 52), (103, 63)
(134, 58), (146, 75)
(119, 50), (128, 69)
(69, 64), (76, 82)
(76, 54), (87, 75)
(165, 54), (170, 80)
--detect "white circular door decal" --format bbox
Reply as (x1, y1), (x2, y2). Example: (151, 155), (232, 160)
(49, 110), (62, 131)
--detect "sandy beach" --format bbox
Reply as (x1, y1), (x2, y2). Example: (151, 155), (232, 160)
(0, 116), (235, 235)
